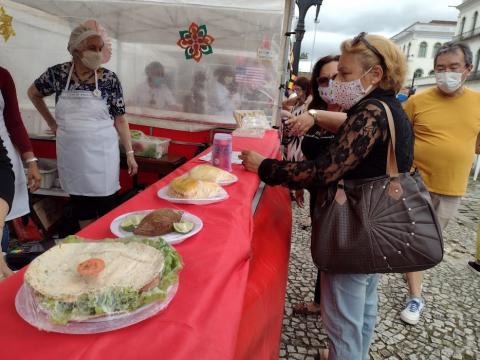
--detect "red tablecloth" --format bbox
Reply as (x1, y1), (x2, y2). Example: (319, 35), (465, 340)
(0, 130), (292, 360)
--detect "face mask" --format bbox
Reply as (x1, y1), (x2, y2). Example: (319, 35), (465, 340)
(331, 68), (373, 110)
(318, 80), (335, 104)
(151, 77), (163, 88)
(396, 93), (408, 103)
(80, 50), (103, 70)
(435, 71), (464, 94)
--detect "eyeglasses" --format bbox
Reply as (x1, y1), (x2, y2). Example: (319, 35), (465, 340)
(317, 74), (336, 87)
(352, 32), (386, 71)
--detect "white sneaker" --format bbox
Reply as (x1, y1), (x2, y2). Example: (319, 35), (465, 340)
(400, 297), (425, 325)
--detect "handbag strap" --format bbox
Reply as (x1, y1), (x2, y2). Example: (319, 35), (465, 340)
(379, 101), (404, 199)
(378, 101), (399, 178)
(333, 100), (403, 204)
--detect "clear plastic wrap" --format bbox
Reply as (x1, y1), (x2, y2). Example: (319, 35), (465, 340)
(6, 1), (286, 128)
(15, 282), (178, 334)
(157, 185), (229, 205)
(130, 130), (171, 159)
(233, 110), (270, 129)
(15, 236), (182, 334)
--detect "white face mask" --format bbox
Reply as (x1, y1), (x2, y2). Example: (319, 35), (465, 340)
(318, 80), (335, 104)
(331, 68), (373, 110)
(80, 50), (103, 70)
(435, 71), (464, 94)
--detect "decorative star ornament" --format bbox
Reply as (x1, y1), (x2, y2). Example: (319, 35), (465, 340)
(176, 22), (215, 63)
(0, 7), (15, 42)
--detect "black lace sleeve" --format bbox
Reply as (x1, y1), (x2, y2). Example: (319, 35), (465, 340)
(258, 101), (388, 189)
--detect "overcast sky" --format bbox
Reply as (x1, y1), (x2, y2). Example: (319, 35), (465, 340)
(297, 0), (460, 66)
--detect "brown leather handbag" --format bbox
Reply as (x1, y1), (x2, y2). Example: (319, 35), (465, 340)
(311, 102), (443, 274)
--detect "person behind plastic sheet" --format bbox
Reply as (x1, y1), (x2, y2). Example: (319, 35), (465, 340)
(0, 67), (42, 252)
(0, 138), (15, 279)
(130, 61), (181, 111)
(240, 33), (413, 360)
(401, 41), (480, 326)
(208, 66), (241, 116)
(183, 71), (207, 114)
(27, 23), (138, 228)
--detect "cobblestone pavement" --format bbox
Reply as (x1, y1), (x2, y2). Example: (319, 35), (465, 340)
(280, 180), (480, 360)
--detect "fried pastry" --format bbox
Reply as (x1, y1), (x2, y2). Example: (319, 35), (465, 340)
(187, 164), (236, 183)
(168, 176), (222, 199)
(133, 208), (182, 236)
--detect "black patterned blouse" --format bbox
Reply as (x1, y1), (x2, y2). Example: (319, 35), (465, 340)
(259, 88), (414, 190)
(34, 62), (125, 120)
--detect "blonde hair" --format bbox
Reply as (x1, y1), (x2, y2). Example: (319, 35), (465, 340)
(341, 34), (406, 92)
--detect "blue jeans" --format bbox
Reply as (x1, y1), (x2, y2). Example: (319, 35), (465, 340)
(320, 272), (380, 360)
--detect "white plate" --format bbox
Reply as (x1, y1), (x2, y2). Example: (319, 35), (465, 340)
(15, 282), (178, 334)
(198, 151), (243, 164)
(157, 186), (229, 205)
(218, 174), (238, 186)
(110, 209), (203, 245)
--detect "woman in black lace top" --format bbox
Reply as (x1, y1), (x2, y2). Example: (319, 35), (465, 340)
(240, 33), (413, 360)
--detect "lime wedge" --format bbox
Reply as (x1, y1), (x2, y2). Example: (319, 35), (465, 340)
(120, 215), (144, 232)
(173, 221), (194, 234)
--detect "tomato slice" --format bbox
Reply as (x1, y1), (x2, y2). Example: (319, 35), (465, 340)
(77, 258), (105, 276)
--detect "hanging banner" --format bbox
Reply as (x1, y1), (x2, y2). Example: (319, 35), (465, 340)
(0, 7), (15, 42)
(177, 22), (215, 63)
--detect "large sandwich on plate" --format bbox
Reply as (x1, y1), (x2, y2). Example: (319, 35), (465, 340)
(186, 165), (236, 184)
(167, 175), (222, 199)
(24, 236), (182, 325)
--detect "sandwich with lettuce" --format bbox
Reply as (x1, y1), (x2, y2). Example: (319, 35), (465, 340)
(24, 236), (182, 325)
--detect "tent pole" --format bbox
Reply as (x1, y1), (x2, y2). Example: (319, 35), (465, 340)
(274, 0), (296, 127)
(291, 0), (323, 75)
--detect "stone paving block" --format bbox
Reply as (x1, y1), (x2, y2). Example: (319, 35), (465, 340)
(280, 181), (480, 359)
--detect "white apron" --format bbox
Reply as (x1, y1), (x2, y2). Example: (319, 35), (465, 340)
(55, 64), (120, 196)
(0, 92), (30, 221)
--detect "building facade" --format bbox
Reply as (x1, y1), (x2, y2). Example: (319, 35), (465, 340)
(455, 0), (480, 91)
(391, 20), (456, 90)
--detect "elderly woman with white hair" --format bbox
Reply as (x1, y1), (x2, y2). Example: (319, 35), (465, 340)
(27, 22), (138, 228)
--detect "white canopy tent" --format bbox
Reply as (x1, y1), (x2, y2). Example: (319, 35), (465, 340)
(2, 0), (295, 131)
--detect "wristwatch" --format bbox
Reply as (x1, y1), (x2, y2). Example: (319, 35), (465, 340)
(307, 109), (318, 123)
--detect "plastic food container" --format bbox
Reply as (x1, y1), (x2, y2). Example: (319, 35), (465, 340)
(24, 158), (58, 189)
(233, 110), (270, 129)
(130, 130), (170, 159)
